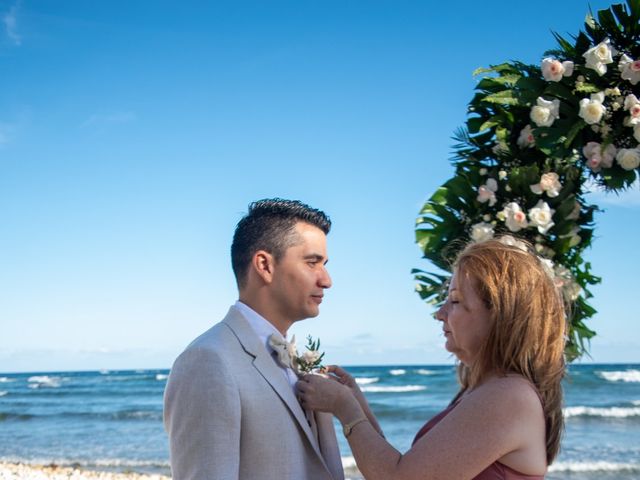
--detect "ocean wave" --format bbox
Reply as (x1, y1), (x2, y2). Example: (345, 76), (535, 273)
(87, 459), (169, 469)
(389, 369), (406, 375)
(341, 456), (357, 468)
(27, 376), (63, 388)
(355, 377), (379, 385)
(0, 391), (7, 397)
(548, 461), (640, 473)
(105, 374), (164, 383)
(341, 456), (362, 478)
(563, 405), (640, 418)
(361, 385), (426, 393)
(597, 369), (640, 383)
(0, 412), (34, 421)
(112, 410), (162, 420)
(415, 369), (436, 375)
(0, 377), (15, 383)
(0, 409), (162, 421)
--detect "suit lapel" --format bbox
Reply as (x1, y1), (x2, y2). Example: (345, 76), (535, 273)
(222, 307), (332, 474)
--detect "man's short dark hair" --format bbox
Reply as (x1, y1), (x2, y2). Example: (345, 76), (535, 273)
(231, 198), (331, 288)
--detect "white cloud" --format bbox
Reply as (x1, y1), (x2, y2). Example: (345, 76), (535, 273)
(3, 2), (21, 46)
(82, 111), (137, 128)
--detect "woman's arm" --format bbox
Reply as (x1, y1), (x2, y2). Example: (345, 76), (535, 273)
(323, 365), (384, 437)
(298, 374), (546, 480)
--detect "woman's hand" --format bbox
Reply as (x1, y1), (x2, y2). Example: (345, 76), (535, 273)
(296, 372), (350, 413)
(323, 365), (361, 392)
(322, 365), (385, 437)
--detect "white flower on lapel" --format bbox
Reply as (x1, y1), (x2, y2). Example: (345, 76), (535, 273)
(268, 333), (298, 371)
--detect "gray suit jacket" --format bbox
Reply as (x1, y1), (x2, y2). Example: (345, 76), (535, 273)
(164, 306), (344, 480)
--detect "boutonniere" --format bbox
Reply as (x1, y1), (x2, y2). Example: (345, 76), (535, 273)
(268, 334), (325, 375)
(295, 335), (325, 374)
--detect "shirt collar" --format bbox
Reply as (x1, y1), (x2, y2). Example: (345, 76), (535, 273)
(234, 300), (286, 354)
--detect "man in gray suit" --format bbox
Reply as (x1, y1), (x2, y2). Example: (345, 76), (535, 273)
(164, 198), (344, 480)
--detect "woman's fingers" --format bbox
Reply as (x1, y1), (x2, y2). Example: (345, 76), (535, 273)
(325, 365), (354, 385)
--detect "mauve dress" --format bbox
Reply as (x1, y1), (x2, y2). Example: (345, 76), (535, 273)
(412, 400), (545, 480)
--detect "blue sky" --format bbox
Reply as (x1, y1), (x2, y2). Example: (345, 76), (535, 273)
(1, 0), (637, 373)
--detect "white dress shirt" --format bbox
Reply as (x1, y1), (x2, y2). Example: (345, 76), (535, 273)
(234, 301), (299, 390)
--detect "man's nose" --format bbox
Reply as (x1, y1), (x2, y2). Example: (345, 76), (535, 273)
(319, 267), (332, 289)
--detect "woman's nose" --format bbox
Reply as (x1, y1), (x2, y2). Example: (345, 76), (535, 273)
(435, 303), (447, 322)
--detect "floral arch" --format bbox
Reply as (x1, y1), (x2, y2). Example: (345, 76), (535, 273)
(414, 0), (640, 361)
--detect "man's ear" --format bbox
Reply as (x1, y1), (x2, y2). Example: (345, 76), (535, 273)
(252, 250), (275, 284)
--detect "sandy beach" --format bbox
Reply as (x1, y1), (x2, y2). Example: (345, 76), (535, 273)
(0, 462), (364, 480)
(0, 463), (170, 480)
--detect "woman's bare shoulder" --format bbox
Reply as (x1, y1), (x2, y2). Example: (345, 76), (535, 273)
(466, 375), (543, 416)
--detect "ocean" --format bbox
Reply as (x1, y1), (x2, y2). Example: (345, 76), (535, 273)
(0, 364), (638, 479)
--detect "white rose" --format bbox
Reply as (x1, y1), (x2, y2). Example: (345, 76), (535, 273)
(302, 350), (321, 364)
(619, 54), (640, 85)
(582, 141), (615, 171)
(541, 58), (574, 82)
(476, 178), (498, 206)
(539, 258), (556, 279)
(616, 148), (640, 171)
(498, 170), (507, 180)
(528, 200), (555, 234)
(530, 97), (560, 127)
(470, 222), (494, 243)
(501, 202), (528, 232)
(498, 235), (528, 251)
(582, 142), (611, 172)
(517, 125), (535, 148)
(583, 39), (615, 75)
(624, 94), (640, 125)
(530, 172), (562, 197)
(579, 92), (606, 125)
(564, 280), (582, 301)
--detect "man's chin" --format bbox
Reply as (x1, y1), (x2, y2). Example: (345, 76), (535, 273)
(305, 306), (320, 318)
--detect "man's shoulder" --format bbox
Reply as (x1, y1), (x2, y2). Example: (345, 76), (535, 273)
(188, 320), (230, 344)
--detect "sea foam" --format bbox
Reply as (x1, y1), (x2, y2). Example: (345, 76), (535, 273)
(389, 369), (406, 375)
(548, 461), (640, 472)
(27, 376), (62, 388)
(355, 377), (379, 385)
(155, 374), (168, 381)
(563, 405), (640, 418)
(361, 385), (426, 393)
(597, 369), (640, 383)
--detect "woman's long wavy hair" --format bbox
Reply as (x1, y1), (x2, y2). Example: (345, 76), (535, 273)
(453, 238), (566, 464)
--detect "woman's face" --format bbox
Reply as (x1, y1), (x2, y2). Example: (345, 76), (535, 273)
(435, 268), (492, 365)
